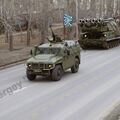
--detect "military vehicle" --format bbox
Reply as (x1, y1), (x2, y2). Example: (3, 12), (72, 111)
(26, 26), (81, 81)
(78, 18), (120, 49)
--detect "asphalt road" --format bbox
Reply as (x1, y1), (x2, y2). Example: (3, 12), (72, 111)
(0, 46), (120, 120)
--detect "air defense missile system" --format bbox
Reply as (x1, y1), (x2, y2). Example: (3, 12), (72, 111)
(26, 26), (81, 81)
(78, 18), (120, 49)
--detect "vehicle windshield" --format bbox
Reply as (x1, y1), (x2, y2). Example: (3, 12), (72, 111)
(37, 47), (61, 55)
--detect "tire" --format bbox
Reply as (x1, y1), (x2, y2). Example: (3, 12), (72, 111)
(26, 70), (36, 81)
(71, 58), (79, 73)
(51, 65), (63, 81)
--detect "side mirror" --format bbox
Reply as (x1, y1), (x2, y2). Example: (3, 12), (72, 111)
(30, 50), (33, 55)
(34, 45), (38, 56)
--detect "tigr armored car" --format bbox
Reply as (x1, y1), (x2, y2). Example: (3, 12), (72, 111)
(26, 39), (81, 81)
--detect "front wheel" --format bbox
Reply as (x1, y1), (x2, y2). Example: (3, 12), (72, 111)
(50, 65), (63, 81)
(71, 58), (79, 73)
(26, 70), (36, 81)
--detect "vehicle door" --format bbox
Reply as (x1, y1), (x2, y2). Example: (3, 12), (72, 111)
(62, 46), (74, 70)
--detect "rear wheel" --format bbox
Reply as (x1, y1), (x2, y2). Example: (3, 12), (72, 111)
(51, 65), (63, 81)
(71, 58), (79, 73)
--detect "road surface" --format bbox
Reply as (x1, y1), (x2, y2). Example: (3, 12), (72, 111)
(0, 46), (120, 120)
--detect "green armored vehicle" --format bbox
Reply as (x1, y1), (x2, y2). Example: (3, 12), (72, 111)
(26, 27), (81, 81)
(78, 18), (120, 49)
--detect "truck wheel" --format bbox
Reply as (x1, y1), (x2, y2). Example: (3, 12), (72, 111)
(51, 65), (63, 81)
(27, 71), (36, 81)
(71, 58), (79, 73)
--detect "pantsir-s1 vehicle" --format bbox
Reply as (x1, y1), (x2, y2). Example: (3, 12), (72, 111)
(79, 18), (120, 49)
(26, 27), (81, 81)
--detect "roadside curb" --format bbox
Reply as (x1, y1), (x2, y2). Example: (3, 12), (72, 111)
(102, 103), (120, 120)
(0, 58), (29, 70)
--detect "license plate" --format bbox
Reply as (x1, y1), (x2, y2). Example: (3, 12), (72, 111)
(35, 69), (41, 72)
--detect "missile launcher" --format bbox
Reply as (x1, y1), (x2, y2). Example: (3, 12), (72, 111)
(78, 18), (120, 49)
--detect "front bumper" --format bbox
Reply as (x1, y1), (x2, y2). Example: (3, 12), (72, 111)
(27, 68), (52, 76)
(26, 63), (55, 76)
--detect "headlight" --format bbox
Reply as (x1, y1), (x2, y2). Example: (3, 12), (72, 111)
(84, 34), (87, 38)
(27, 63), (32, 68)
(45, 64), (53, 69)
(28, 64), (32, 67)
(48, 64), (53, 68)
(104, 34), (107, 37)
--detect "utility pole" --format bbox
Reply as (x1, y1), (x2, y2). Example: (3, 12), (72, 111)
(75, 0), (79, 39)
(27, 0), (31, 46)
